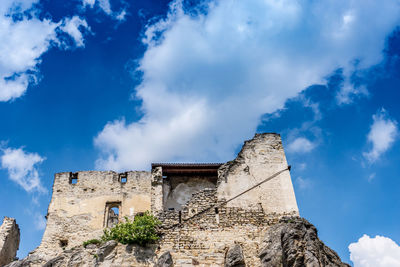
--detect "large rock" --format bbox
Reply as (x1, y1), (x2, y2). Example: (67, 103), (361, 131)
(154, 251), (173, 267)
(43, 255), (65, 267)
(259, 217), (350, 267)
(0, 217), (20, 266)
(5, 251), (50, 267)
(5, 242), (159, 267)
(4, 259), (30, 267)
(96, 240), (117, 262)
(225, 244), (245, 267)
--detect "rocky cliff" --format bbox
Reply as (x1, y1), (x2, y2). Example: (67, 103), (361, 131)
(4, 217), (349, 267)
(259, 217), (350, 267)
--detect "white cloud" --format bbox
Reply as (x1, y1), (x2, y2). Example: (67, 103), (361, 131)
(98, 0), (111, 15)
(287, 137), (316, 154)
(82, 0), (95, 8)
(116, 9), (127, 21)
(33, 213), (46, 230)
(363, 108), (398, 163)
(0, 147), (46, 193)
(60, 16), (90, 48)
(349, 234), (400, 267)
(95, 0), (400, 171)
(284, 96), (322, 155)
(0, 1), (89, 102)
(337, 82), (369, 105)
(82, 0), (127, 21)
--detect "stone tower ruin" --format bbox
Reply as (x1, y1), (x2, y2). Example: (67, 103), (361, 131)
(33, 133), (299, 265)
(0, 217), (20, 266)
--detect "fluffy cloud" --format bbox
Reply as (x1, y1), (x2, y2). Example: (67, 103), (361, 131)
(0, 0), (89, 102)
(349, 234), (400, 267)
(82, 0), (127, 21)
(0, 147), (45, 193)
(363, 108), (398, 163)
(83, 0), (111, 14)
(95, 0), (400, 171)
(287, 137), (316, 154)
(60, 16), (90, 48)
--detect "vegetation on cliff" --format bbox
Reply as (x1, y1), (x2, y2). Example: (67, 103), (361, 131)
(101, 211), (161, 246)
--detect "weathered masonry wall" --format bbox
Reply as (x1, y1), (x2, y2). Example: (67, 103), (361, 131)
(37, 171), (151, 256)
(0, 217), (20, 266)
(156, 188), (297, 266)
(150, 163), (221, 214)
(3, 133), (351, 266)
(152, 133), (299, 216)
(28, 132), (299, 265)
(217, 133), (299, 214)
(163, 175), (217, 211)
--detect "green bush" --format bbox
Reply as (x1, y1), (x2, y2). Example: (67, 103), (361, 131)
(101, 211), (161, 246)
(83, 239), (101, 247)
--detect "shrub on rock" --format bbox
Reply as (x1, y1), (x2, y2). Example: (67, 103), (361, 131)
(102, 211), (161, 246)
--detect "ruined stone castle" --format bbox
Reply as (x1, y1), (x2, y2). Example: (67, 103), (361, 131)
(2, 133), (327, 266)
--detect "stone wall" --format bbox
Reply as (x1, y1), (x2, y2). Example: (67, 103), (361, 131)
(3, 133), (352, 266)
(0, 217), (20, 266)
(157, 188), (297, 266)
(217, 133), (299, 214)
(37, 171), (151, 257)
(151, 167), (164, 215)
(162, 175), (217, 211)
(8, 216), (352, 267)
(27, 132), (300, 265)
(152, 133), (299, 216)
(8, 210), (297, 267)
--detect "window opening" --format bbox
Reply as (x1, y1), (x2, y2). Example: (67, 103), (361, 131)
(215, 207), (219, 214)
(108, 207), (119, 227)
(119, 173), (127, 184)
(69, 173), (78, 185)
(105, 202), (121, 228)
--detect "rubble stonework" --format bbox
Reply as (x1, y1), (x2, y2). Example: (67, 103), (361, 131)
(5, 218), (350, 267)
(0, 217), (20, 266)
(217, 133), (298, 212)
(37, 170), (152, 258)
(4, 133), (351, 266)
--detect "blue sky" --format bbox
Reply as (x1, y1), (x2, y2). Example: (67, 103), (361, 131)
(1, 0), (400, 265)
